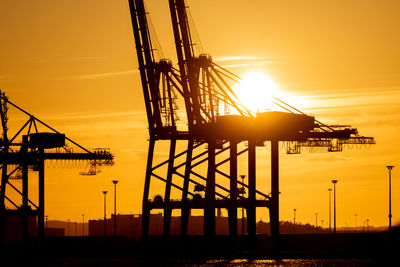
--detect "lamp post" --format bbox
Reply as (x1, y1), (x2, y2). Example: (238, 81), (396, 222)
(386, 165), (394, 231)
(82, 214), (85, 236)
(102, 191), (108, 236)
(315, 213), (318, 228)
(331, 180), (338, 233)
(293, 208), (296, 232)
(239, 175), (246, 235)
(328, 188), (332, 233)
(354, 214), (358, 230)
(112, 180), (119, 236)
(67, 219), (70, 236)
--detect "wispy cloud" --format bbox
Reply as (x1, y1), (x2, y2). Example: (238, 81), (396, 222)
(0, 75), (10, 80)
(41, 111), (146, 121)
(213, 56), (270, 62)
(55, 69), (139, 81)
(213, 56), (280, 69)
(305, 154), (356, 163)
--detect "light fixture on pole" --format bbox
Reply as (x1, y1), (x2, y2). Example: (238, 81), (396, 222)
(331, 180), (338, 233)
(102, 191), (108, 236)
(386, 165), (394, 231)
(328, 188), (332, 233)
(112, 180), (119, 236)
(293, 208), (296, 232)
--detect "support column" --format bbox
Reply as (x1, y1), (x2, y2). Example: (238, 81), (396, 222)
(270, 140), (279, 248)
(21, 136), (29, 240)
(181, 139), (194, 235)
(22, 160), (29, 240)
(142, 139), (155, 239)
(247, 140), (256, 237)
(164, 139), (176, 236)
(228, 140), (238, 236)
(204, 140), (215, 236)
(38, 148), (45, 238)
(0, 163), (7, 242)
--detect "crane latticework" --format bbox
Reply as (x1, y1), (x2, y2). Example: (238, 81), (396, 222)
(0, 91), (114, 240)
(128, 0), (375, 242)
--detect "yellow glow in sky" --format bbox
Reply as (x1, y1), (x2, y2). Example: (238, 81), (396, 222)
(234, 72), (279, 113)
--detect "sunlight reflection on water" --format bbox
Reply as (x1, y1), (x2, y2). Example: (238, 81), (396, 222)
(38, 258), (375, 267)
(202, 259), (373, 266)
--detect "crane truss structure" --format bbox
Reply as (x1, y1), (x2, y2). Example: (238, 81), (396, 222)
(128, 0), (375, 242)
(0, 91), (114, 240)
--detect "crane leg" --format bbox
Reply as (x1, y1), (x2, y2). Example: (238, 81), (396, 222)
(204, 141), (215, 236)
(181, 140), (193, 236)
(270, 140), (279, 250)
(228, 140), (238, 237)
(142, 139), (155, 239)
(247, 141), (256, 237)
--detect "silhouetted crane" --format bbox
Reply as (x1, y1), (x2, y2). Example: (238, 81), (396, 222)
(128, 0), (375, 246)
(0, 91), (114, 240)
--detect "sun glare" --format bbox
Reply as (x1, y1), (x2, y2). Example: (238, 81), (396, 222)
(234, 72), (279, 113)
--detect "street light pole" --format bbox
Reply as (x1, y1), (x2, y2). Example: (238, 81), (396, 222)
(328, 188), (332, 233)
(82, 214), (85, 236)
(354, 214), (358, 230)
(331, 180), (338, 233)
(293, 209), (296, 232)
(315, 213), (318, 228)
(386, 165), (394, 232)
(112, 180), (119, 236)
(102, 191), (108, 236)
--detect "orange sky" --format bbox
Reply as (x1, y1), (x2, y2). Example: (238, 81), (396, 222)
(1, 0), (400, 228)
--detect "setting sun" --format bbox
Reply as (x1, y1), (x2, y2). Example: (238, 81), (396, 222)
(234, 72), (279, 113)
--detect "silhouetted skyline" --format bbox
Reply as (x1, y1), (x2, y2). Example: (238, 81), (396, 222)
(0, 0), (399, 228)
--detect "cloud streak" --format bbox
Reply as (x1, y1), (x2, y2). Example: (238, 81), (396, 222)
(213, 56), (280, 69)
(55, 69), (139, 81)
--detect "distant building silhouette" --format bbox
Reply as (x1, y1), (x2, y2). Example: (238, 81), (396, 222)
(88, 213), (343, 237)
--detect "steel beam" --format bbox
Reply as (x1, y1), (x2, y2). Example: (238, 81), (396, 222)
(247, 140), (256, 237)
(204, 141), (216, 236)
(22, 150), (29, 240)
(142, 139), (155, 238)
(163, 139), (176, 236)
(38, 148), (45, 237)
(270, 140), (279, 248)
(181, 139), (193, 235)
(228, 140), (238, 236)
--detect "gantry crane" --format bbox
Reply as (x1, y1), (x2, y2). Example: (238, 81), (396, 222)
(128, 0), (375, 244)
(0, 91), (114, 241)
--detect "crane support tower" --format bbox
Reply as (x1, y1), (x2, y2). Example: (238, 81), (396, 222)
(128, 0), (375, 246)
(0, 91), (114, 241)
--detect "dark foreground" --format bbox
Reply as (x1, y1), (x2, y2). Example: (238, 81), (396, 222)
(1, 230), (398, 266)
